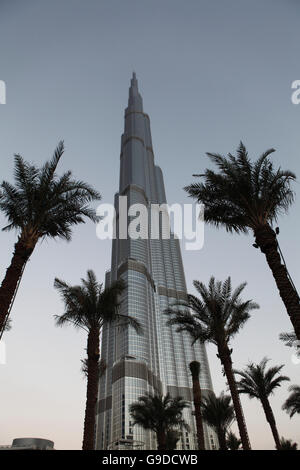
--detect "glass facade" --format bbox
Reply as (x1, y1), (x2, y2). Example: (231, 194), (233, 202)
(95, 74), (217, 450)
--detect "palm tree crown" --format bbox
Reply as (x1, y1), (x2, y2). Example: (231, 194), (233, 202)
(235, 358), (290, 400)
(166, 276), (258, 348)
(129, 393), (189, 450)
(54, 271), (141, 333)
(201, 392), (235, 450)
(0, 141), (101, 243)
(282, 385), (300, 418)
(184, 142), (295, 234)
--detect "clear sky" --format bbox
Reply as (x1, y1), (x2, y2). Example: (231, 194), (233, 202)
(0, 0), (299, 449)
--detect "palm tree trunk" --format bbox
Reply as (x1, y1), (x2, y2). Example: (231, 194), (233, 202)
(254, 225), (300, 340)
(0, 237), (34, 335)
(261, 398), (281, 450)
(220, 348), (251, 450)
(82, 327), (100, 450)
(217, 428), (227, 450)
(191, 375), (206, 450)
(157, 429), (167, 450)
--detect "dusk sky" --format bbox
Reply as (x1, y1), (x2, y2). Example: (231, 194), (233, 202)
(0, 0), (299, 449)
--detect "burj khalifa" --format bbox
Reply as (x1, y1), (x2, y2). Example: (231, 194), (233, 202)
(95, 74), (216, 450)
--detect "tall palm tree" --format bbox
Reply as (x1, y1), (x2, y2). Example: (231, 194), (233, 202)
(226, 431), (241, 450)
(235, 358), (290, 450)
(184, 142), (300, 339)
(54, 270), (141, 450)
(279, 438), (298, 450)
(282, 385), (300, 418)
(129, 393), (189, 450)
(0, 141), (101, 336)
(166, 276), (259, 450)
(189, 361), (205, 449)
(201, 392), (235, 450)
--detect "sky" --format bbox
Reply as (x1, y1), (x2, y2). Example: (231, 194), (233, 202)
(0, 0), (299, 450)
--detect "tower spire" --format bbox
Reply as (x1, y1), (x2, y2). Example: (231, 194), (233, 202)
(127, 71), (143, 111)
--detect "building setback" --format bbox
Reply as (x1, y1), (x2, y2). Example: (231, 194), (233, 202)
(95, 74), (216, 450)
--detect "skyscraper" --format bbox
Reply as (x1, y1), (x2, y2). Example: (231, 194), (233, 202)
(95, 74), (216, 450)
